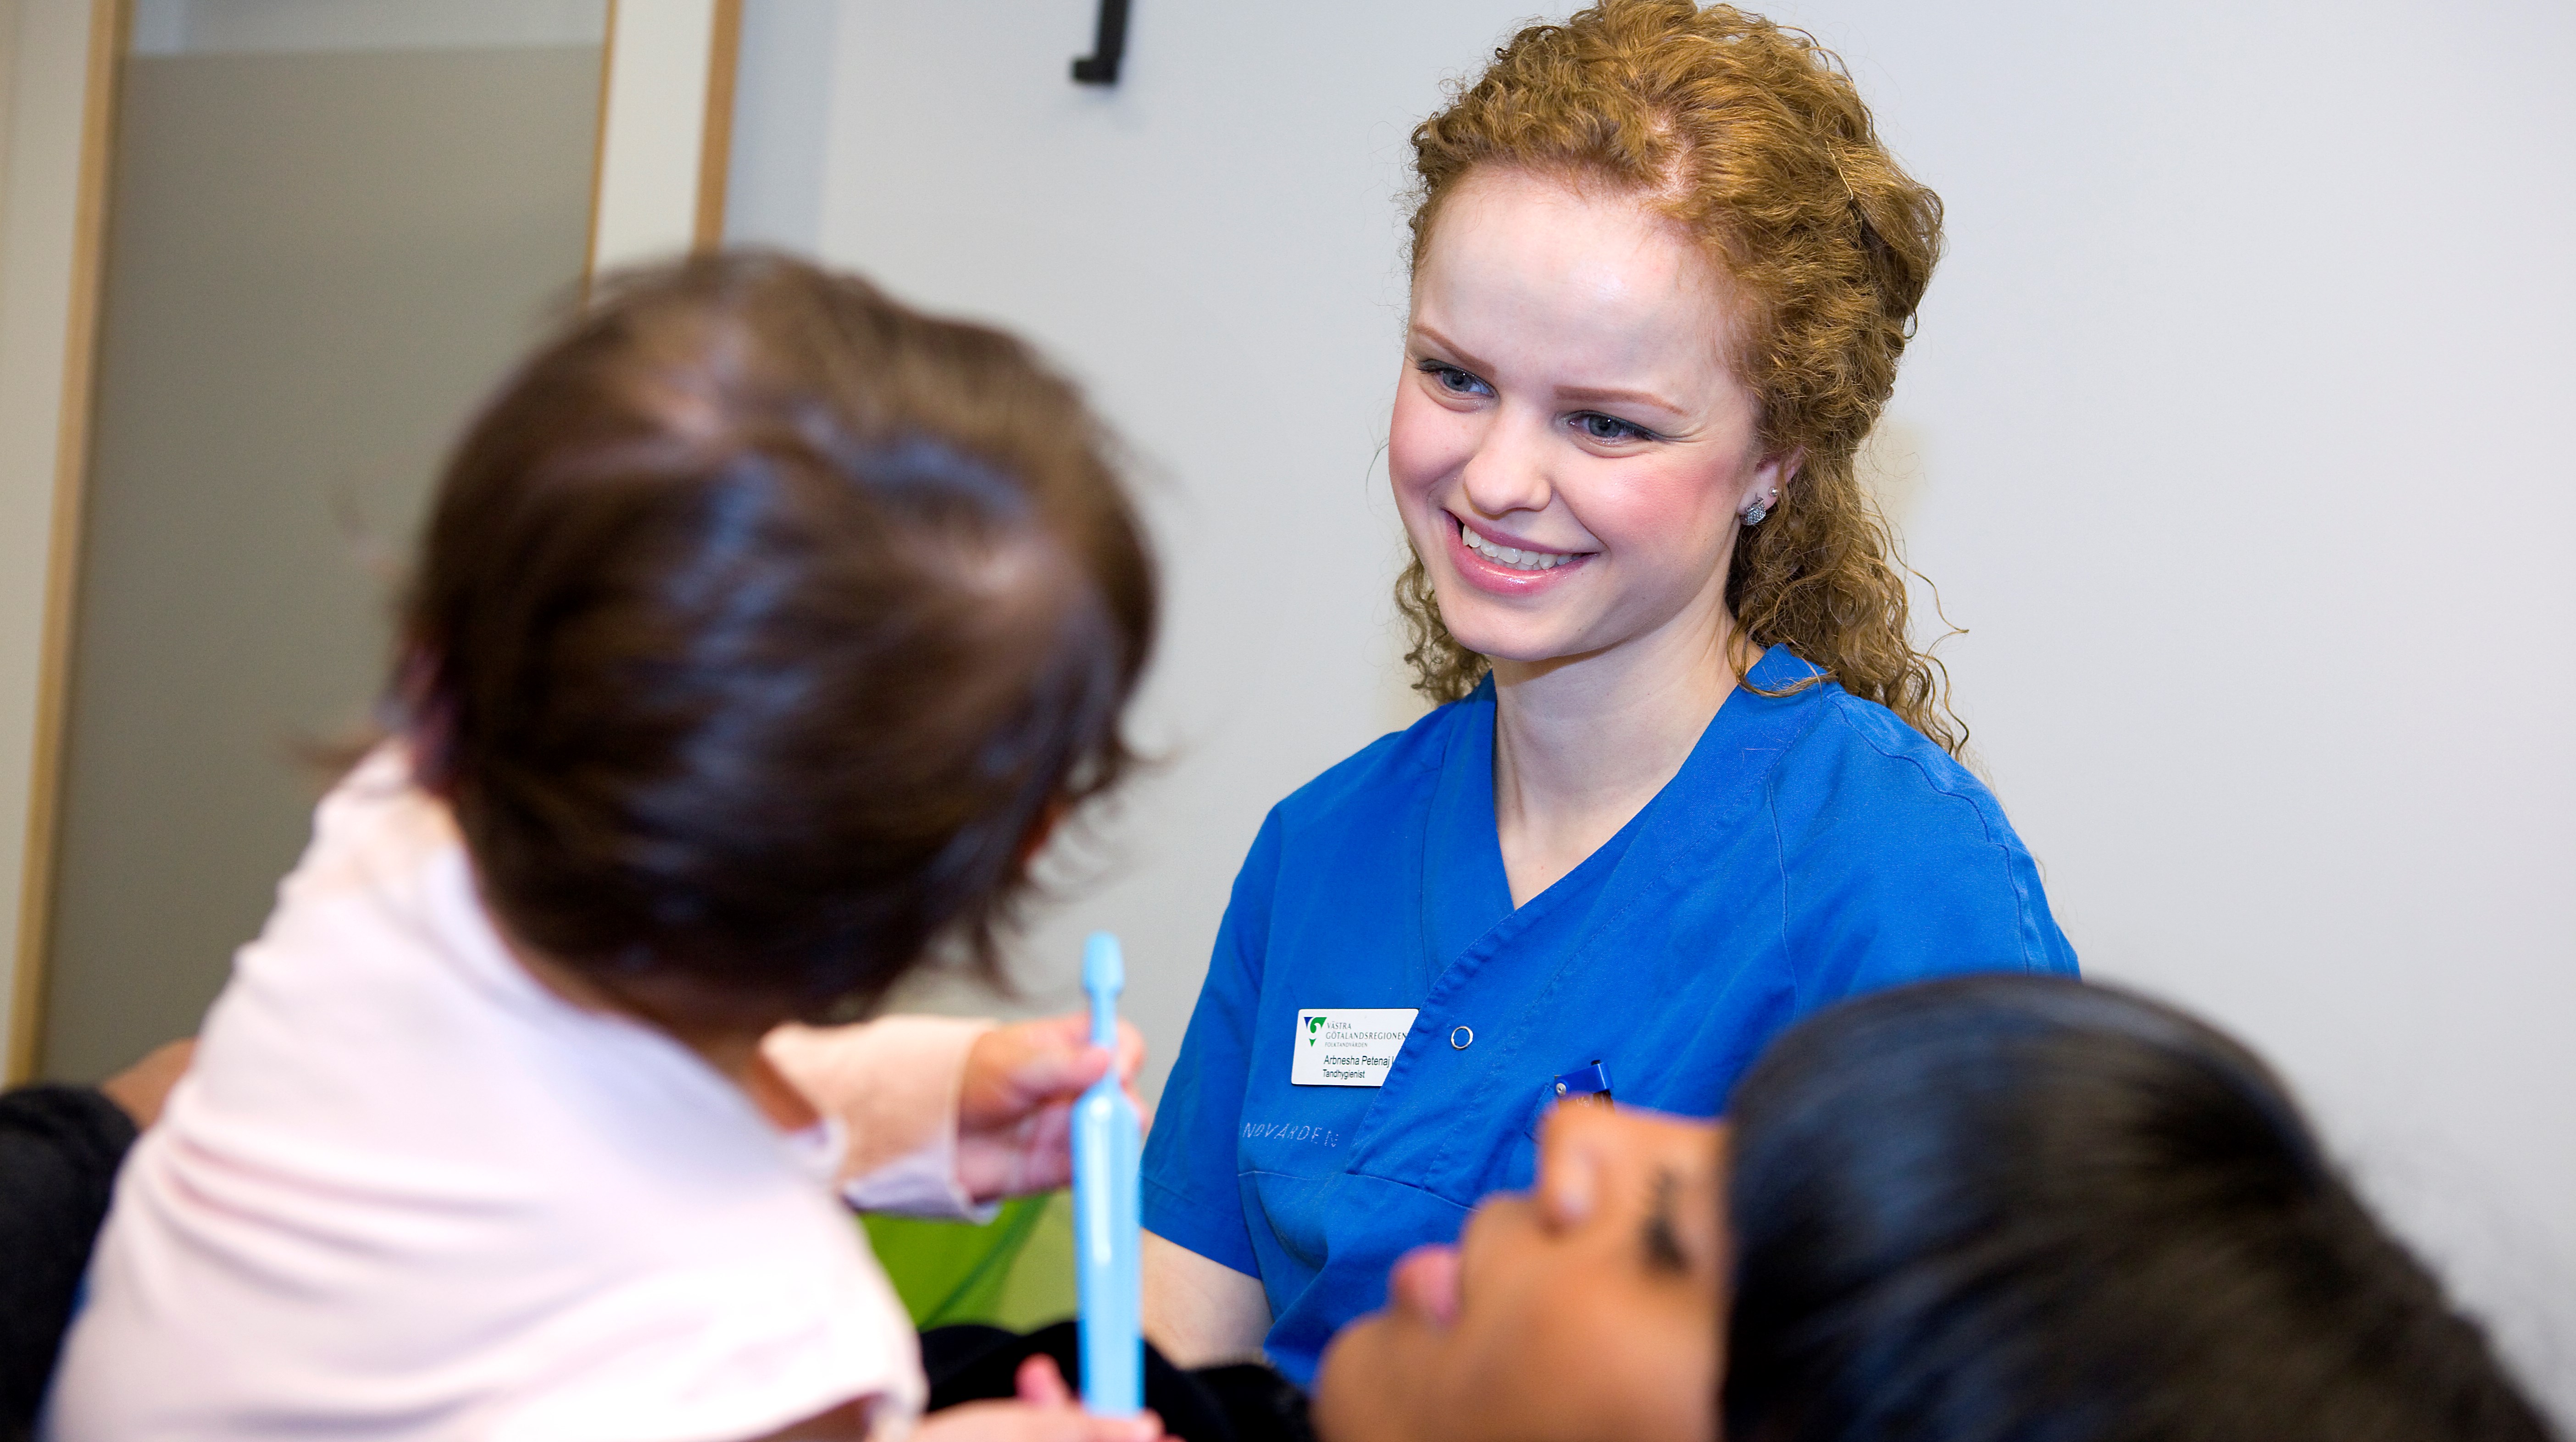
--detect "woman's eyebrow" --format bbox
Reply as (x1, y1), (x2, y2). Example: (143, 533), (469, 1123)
(1557, 383), (1685, 417)
(1408, 321), (1493, 375)
(1640, 1167), (1688, 1273)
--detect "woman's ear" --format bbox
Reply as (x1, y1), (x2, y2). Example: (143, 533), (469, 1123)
(1754, 447), (1803, 499)
(1740, 449), (1803, 525)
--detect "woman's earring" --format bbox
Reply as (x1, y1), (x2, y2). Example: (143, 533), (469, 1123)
(1742, 490), (1778, 527)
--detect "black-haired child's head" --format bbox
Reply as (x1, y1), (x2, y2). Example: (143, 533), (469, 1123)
(1724, 975), (2555, 1442)
(397, 251), (1155, 1031)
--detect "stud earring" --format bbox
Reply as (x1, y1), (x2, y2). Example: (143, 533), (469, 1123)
(1742, 490), (1778, 526)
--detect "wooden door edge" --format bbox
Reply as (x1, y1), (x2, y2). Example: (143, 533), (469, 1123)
(577, 0), (620, 305)
(583, 0), (738, 303)
(8, 0), (130, 1084)
(692, 0), (741, 254)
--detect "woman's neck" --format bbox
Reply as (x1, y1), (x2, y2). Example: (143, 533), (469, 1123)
(1489, 604), (1749, 907)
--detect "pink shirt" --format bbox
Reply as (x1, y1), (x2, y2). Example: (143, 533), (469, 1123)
(49, 749), (990, 1441)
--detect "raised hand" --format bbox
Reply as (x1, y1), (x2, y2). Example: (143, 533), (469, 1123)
(955, 1012), (1146, 1202)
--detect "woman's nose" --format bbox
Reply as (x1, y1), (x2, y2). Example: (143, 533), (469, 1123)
(1455, 409), (1554, 518)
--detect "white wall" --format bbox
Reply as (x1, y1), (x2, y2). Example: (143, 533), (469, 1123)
(732, 0), (2575, 1417)
(1781, 2), (2576, 1414)
(727, 0), (1448, 1070)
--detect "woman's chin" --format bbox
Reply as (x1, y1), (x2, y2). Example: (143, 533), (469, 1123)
(1312, 1314), (1401, 1442)
(1435, 612), (1584, 673)
(1458, 638), (1604, 683)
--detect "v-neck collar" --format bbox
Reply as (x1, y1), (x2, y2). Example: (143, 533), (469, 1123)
(1418, 646), (1826, 982)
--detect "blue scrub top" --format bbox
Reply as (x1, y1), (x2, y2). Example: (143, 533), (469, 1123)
(1139, 646), (2077, 1385)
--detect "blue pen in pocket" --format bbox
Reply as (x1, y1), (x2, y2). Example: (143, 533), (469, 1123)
(1072, 932), (1143, 1416)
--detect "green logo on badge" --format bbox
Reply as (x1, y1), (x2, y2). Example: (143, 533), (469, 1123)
(1307, 1015), (1328, 1046)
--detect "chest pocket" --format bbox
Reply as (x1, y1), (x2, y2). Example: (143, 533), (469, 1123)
(1522, 1059), (1615, 1140)
(1237, 1075), (1378, 1180)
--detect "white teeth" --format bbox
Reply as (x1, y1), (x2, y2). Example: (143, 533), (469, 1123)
(1460, 524), (1574, 571)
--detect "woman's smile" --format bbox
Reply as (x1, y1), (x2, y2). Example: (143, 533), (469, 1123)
(1448, 512), (1595, 592)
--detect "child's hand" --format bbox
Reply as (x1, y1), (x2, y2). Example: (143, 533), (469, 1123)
(956, 1013), (1147, 1201)
(913, 1356), (1165, 1442)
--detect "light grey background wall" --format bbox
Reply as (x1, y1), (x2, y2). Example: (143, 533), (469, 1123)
(39, 25), (602, 1080)
(1779, 4), (2576, 1421)
(731, 0), (2576, 1416)
(1796, 3), (2576, 1414)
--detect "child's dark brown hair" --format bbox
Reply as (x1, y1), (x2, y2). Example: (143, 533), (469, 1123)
(397, 251), (1155, 1028)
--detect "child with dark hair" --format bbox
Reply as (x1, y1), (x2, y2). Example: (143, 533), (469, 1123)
(50, 254), (1166, 1442)
(1314, 974), (2557, 1442)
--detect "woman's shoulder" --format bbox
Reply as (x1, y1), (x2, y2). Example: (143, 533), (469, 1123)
(1742, 660), (2076, 981)
(1751, 664), (2050, 891)
(1758, 668), (2014, 847)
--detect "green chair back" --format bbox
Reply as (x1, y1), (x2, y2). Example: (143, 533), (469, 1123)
(861, 1189), (1077, 1329)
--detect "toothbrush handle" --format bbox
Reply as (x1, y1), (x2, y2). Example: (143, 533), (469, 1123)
(1072, 1076), (1143, 1414)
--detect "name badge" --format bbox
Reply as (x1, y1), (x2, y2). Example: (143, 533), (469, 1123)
(1291, 1008), (1419, 1087)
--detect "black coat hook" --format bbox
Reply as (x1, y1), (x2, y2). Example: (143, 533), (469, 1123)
(1071, 0), (1130, 84)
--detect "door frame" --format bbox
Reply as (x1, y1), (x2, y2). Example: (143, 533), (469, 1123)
(2, 0), (125, 1084)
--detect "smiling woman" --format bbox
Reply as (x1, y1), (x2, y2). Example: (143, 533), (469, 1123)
(1391, 167), (1791, 892)
(1136, 0), (2076, 1387)
(1392, 0), (1952, 749)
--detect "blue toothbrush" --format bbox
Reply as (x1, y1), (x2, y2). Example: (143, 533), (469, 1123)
(1072, 932), (1143, 1416)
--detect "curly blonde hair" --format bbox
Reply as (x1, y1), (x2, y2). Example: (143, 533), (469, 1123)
(1398, 0), (1963, 754)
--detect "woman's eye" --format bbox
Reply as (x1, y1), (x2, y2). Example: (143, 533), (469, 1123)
(1422, 362), (1489, 397)
(1577, 413), (1649, 444)
(1638, 1170), (1691, 1275)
